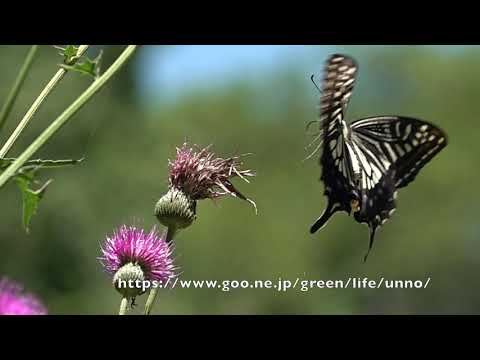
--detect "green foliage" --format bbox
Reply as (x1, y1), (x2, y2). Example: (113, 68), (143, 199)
(55, 45), (103, 78)
(0, 45), (129, 235)
(2, 158), (83, 233)
(15, 171), (51, 234)
(54, 45), (80, 65)
(60, 51), (102, 79)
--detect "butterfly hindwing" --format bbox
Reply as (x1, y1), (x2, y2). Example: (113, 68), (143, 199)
(348, 116), (447, 259)
(351, 116), (448, 189)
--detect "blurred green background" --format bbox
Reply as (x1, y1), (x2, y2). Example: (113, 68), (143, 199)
(0, 45), (476, 314)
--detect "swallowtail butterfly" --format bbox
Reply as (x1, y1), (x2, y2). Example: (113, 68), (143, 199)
(309, 54), (447, 261)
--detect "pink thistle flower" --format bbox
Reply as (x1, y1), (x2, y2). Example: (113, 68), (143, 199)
(169, 143), (256, 209)
(99, 225), (176, 285)
(0, 277), (47, 315)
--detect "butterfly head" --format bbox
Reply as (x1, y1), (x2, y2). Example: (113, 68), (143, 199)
(348, 191), (361, 216)
(350, 198), (361, 214)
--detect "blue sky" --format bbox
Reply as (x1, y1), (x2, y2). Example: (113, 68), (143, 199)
(135, 45), (471, 104)
(135, 46), (334, 103)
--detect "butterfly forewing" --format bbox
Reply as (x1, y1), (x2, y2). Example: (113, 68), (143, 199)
(318, 54), (358, 137)
(310, 54), (360, 233)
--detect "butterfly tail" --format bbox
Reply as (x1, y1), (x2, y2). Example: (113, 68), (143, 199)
(363, 225), (377, 263)
(310, 199), (341, 234)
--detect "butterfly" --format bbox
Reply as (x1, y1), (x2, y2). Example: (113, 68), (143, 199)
(308, 54), (448, 261)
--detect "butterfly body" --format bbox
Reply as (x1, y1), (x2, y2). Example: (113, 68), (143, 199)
(310, 54), (447, 260)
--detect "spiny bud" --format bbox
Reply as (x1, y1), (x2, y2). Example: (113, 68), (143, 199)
(113, 262), (145, 299)
(154, 187), (197, 231)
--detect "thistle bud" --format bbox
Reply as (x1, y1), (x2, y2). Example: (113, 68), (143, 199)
(155, 187), (197, 231)
(113, 262), (145, 298)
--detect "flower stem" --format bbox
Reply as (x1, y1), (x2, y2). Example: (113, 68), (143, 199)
(166, 224), (177, 243)
(144, 288), (158, 315)
(0, 45), (137, 189)
(119, 297), (128, 315)
(0, 45), (39, 133)
(144, 225), (176, 315)
(0, 45), (89, 158)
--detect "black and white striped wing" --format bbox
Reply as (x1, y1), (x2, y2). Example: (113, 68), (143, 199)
(351, 116), (448, 189)
(348, 116), (447, 257)
(310, 54), (359, 234)
(318, 54), (358, 135)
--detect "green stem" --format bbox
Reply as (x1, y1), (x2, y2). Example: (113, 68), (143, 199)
(0, 45), (89, 158)
(144, 225), (176, 315)
(0, 45), (39, 133)
(165, 225), (177, 243)
(144, 287), (158, 315)
(0, 45), (137, 189)
(119, 297), (128, 315)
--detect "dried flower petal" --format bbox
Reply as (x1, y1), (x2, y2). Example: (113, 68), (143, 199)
(169, 143), (256, 211)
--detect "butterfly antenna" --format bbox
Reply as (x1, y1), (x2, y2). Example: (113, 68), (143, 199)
(303, 139), (323, 162)
(310, 74), (321, 93)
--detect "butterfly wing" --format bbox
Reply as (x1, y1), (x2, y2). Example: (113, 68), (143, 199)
(351, 116), (448, 189)
(349, 116), (447, 259)
(318, 54), (358, 134)
(310, 54), (360, 233)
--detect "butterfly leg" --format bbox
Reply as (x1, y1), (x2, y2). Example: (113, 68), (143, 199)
(363, 225), (377, 263)
(310, 198), (341, 234)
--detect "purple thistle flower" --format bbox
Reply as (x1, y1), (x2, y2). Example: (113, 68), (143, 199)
(168, 143), (256, 208)
(0, 277), (47, 315)
(99, 225), (176, 285)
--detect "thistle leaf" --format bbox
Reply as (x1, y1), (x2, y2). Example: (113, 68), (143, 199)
(54, 45), (80, 65)
(0, 156), (83, 233)
(15, 171), (52, 234)
(59, 50), (102, 79)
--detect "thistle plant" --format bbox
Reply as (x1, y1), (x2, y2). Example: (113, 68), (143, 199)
(0, 45), (137, 233)
(0, 277), (47, 315)
(0, 47), (256, 315)
(155, 143), (256, 238)
(0, 45), (137, 315)
(145, 142), (256, 315)
(99, 225), (176, 315)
